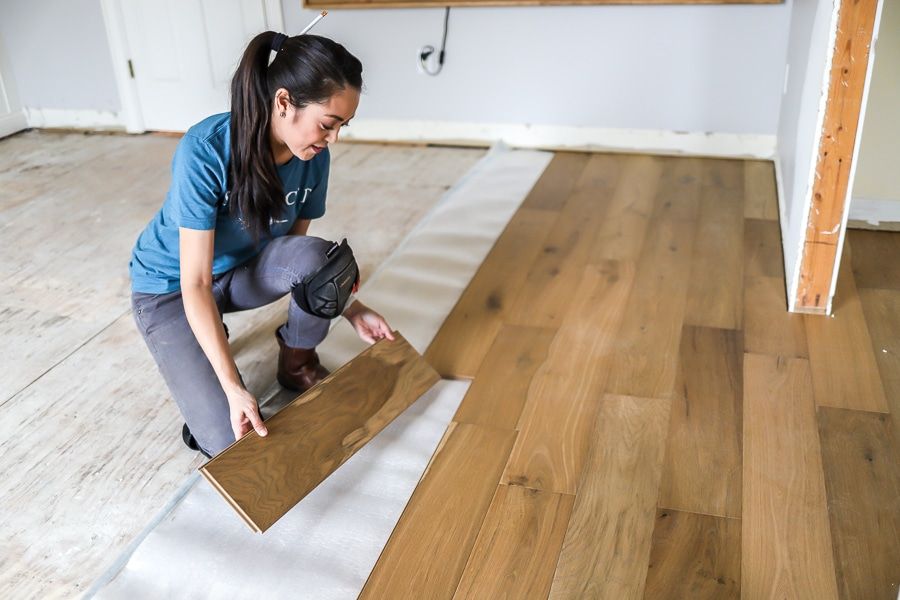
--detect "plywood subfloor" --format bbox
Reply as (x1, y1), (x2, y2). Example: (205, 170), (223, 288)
(0, 131), (485, 598)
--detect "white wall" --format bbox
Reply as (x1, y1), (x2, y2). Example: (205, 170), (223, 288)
(0, 0), (120, 118)
(775, 0), (837, 311)
(0, 25), (27, 138)
(850, 0), (899, 214)
(284, 2), (791, 136)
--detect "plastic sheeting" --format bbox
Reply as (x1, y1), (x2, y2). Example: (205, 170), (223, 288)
(86, 143), (552, 599)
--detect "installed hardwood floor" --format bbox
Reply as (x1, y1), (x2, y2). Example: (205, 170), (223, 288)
(394, 152), (900, 598)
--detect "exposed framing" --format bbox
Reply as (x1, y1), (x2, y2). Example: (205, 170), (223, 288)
(793, 0), (883, 313)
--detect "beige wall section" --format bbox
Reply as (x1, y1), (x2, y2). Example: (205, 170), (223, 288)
(851, 0), (900, 204)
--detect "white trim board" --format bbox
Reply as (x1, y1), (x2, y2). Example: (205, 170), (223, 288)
(24, 108), (125, 130)
(0, 109), (28, 139)
(341, 118), (778, 160)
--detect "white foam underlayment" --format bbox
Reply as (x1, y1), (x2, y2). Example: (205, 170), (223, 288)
(84, 142), (553, 599)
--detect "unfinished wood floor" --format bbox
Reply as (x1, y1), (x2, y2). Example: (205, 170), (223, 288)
(0, 130), (485, 598)
(362, 153), (900, 599)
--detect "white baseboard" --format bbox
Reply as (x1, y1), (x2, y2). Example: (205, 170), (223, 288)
(0, 109), (28, 138)
(24, 107), (124, 130)
(848, 196), (900, 228)
(341, 119), (778, 160)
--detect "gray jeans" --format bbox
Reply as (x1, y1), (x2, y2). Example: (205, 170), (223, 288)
(131, 235), (334, 457)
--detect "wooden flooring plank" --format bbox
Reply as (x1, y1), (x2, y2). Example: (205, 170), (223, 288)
(651, 156), (703, 222)
(804, 259), (888, 413)
(684, 159), (744, 330)
(818, 407), (900, 600)
(743, 275), (809, 358)
(424, 207), (557, 378)
(548, 394), (671, 599)
(506, 153), (623, 329)
(847, 228), (900, 291)
(453, 325), (557, 430)
(744, 218), (786, 280)
(643, 509), (741, 599)
(520, 152), (591, 211)
(658, 326), (742, 519)
(743, 160), (779, 221)
(858, 288), (900, 421)
(590, 154), (662, 262)
(742, 353), (839, 600)
(453, 484), (574, 599)
(502, 261), (635, 494)
(359, 422), (517, 599)
(605, 215), (697, 400)
(199, 333), (440, 533)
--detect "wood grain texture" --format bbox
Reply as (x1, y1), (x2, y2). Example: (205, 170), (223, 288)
(658, 326), (742, 518)
(548, 394), (671, 600)
(794, 0), (879, 310)
(502, 261), (635, 494)
(506, 153), (623, 329)
(520, 152), (590, 211)
(743, 275), (809, 358)
(804, 262), (888, 412)
(858, 288), (900, 421)
(684, 159), (744, 330)
(453, 325), (557, 430)
(453, 484), (574, 599)
(359, 422), (517, 599)
(605, 215), (698, 400)
(644, 509), (740, 599)
(305, 0), (781, 8)
(744, 218), (785, 280)
(817, 407), (900, 600)
(424, 207), (556, 378)
(743, 159), (779, 221)
(742, 353), (839, 600)
(200, 333), (440, 533)
(589, 154), (661, 262)
(847, 228), (900, 290)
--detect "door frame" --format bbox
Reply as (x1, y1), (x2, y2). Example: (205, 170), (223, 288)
(100, 0), (285, 134)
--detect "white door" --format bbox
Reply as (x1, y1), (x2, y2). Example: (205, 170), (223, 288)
(120, 0), (282, 131)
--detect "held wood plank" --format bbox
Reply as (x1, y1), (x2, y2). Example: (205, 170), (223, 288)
(684, 159), (745, 330)
(804, 260), (888, 412)
(743, 159), (779, 221)
(453, 484), (574, 599)
(658, 326), (742, 519)
(425, 207), (557, 378)
(643, 509), (741, 599)
(548, 394), (671, 600)
(502, 261), (635, 494)
(817, 407), (900, 600)
(590, 153), (662, 262)
(453, 325), (557, 430)
(742, 353), (839, 600)
(199, 333), (440, 533)
(359, 422), (517, 599)
(506, 153), (623, 329)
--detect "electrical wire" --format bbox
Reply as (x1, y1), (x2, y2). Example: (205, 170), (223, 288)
(419, 8), (450, 76)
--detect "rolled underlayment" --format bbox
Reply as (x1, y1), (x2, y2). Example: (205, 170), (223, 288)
(85, 142), (552, 599)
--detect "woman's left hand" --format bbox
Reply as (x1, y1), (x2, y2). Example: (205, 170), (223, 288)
(344, 301), (396, 345)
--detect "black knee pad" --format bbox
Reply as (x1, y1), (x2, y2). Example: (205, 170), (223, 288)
(291, 239), (360, 320)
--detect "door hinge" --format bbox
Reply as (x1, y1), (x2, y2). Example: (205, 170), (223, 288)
(127, 59), (135, 79)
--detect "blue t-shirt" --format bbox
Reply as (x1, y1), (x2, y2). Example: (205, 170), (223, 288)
(129, 112), (329, 293)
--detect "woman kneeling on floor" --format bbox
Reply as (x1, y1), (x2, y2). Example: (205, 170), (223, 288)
(128, 31), (393, 458)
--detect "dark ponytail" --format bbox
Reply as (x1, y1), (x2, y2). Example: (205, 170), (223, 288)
(229, 32), (362, 245)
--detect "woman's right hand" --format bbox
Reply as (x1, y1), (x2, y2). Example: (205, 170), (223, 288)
(224, 384), (268, 441)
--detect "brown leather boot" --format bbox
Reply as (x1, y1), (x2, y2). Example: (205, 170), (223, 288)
(275, 327), (330, 393)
